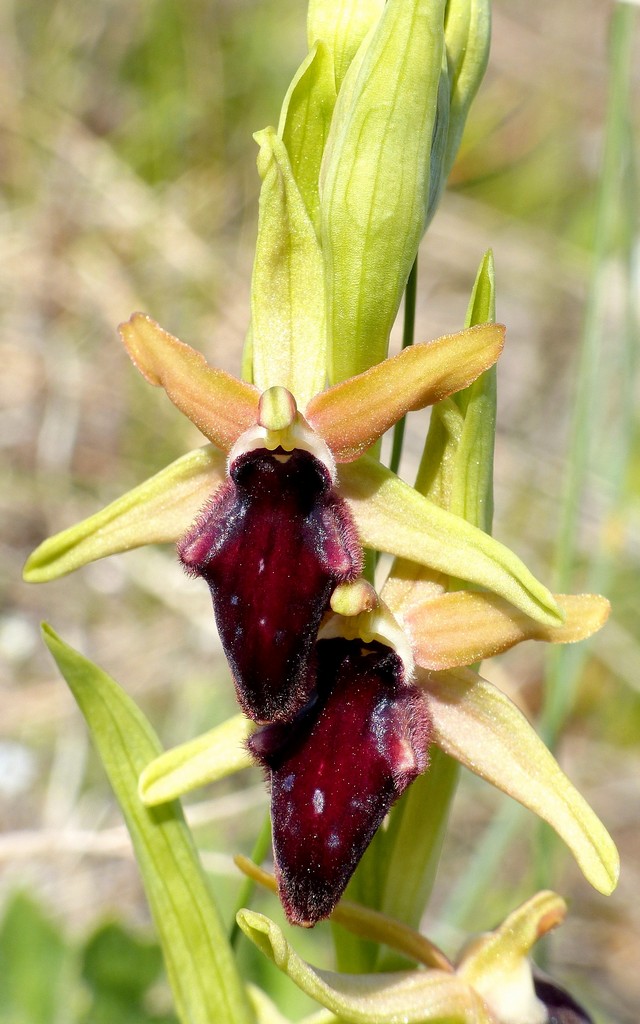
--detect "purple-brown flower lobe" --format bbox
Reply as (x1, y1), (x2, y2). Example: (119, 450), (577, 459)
(249, 638), (431, 925)
(179, 448), (361, 722)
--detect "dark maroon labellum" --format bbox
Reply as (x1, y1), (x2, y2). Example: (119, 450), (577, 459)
(533, 970), (595, 1024)
(178, 448), (361, 722)
(249, 638), (431, 926)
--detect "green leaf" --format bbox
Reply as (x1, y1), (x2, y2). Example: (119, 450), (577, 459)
(422, 667), (620, 895)
(416, 250), (496, 531)
(42, 625), (255, 1024)
(0, 891), (70, 1024)
(237, 911), (488, 1023)
(278, 42), (337, 229)
(252, 127), (327, 407)
(23, 445), (224, 583)
(139, 714), (254, 806)
(321, 0), (447, 381)
(339, 457), (563, 626)
(307, 0), (384, 89)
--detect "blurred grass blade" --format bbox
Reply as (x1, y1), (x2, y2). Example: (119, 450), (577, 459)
(140, 713), (254, 806)
(42, 624), (255, 1024)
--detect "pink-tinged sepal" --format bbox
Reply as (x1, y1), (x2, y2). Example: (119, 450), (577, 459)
(249, 638), (431, 926)
(179, 449), (361, 722)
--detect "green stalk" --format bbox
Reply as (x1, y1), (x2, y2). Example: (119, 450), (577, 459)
(389, 257), (419, 476)
(230, 812), (272, 949)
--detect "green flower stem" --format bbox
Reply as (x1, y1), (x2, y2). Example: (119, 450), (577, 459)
(375, 747), (459, 971)
(389, 257), (419, 477)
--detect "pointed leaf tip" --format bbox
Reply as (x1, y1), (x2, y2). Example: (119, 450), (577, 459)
(119, 313), (260, 452)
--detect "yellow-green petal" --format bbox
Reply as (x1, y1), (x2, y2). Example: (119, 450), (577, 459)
(119, 314), (260, 451)
(307, 0), (384, 90)
(306, 323), (504, 462)
(421, 668), (620, 895)
(251, 127), (327, 407)
(338, 457), (562, 626)
(278, 42), (337, 229)
(23, 445), (225, 583)
(139, 714), (254, 806)
(236, 911), (489, 1023)
(406, 592), (611, 671)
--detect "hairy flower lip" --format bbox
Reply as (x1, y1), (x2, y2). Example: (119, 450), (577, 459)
(249, 637), (431, 926)
(178, 445), (362, 723)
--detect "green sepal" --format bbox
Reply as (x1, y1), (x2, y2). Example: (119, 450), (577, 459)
(321, 0), (447, 381)
(278, 42), (337, 230)
(23, 445), (225, 583)
(139, 714), (254, 806)
(251, 127), (327, 407)
(41, 625), (255, 1024)
(307, 0), (384, 90)
(237, 911), (489, 1023)
(339, 456), (563, 626)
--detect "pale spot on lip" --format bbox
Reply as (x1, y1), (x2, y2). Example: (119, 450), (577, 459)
(312, 788), (325, 814)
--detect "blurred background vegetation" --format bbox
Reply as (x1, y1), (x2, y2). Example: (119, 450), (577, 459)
(1, 0), (638, 1021)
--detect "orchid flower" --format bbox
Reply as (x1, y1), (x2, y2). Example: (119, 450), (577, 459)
(234, 871), (596, 1024)
(25, 0), (617, 946)
(24, 308), (616, 926)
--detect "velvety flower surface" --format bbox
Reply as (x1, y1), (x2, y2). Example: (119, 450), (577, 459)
(249, 637), (430, 925)
(179, 447), (361, 721)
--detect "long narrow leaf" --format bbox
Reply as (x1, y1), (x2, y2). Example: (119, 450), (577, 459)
(42, 625), (255, 1024)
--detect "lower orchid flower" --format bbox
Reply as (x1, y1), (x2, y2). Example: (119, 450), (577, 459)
(248, 631), (430, 926)
(234, 874), (596, 1024)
